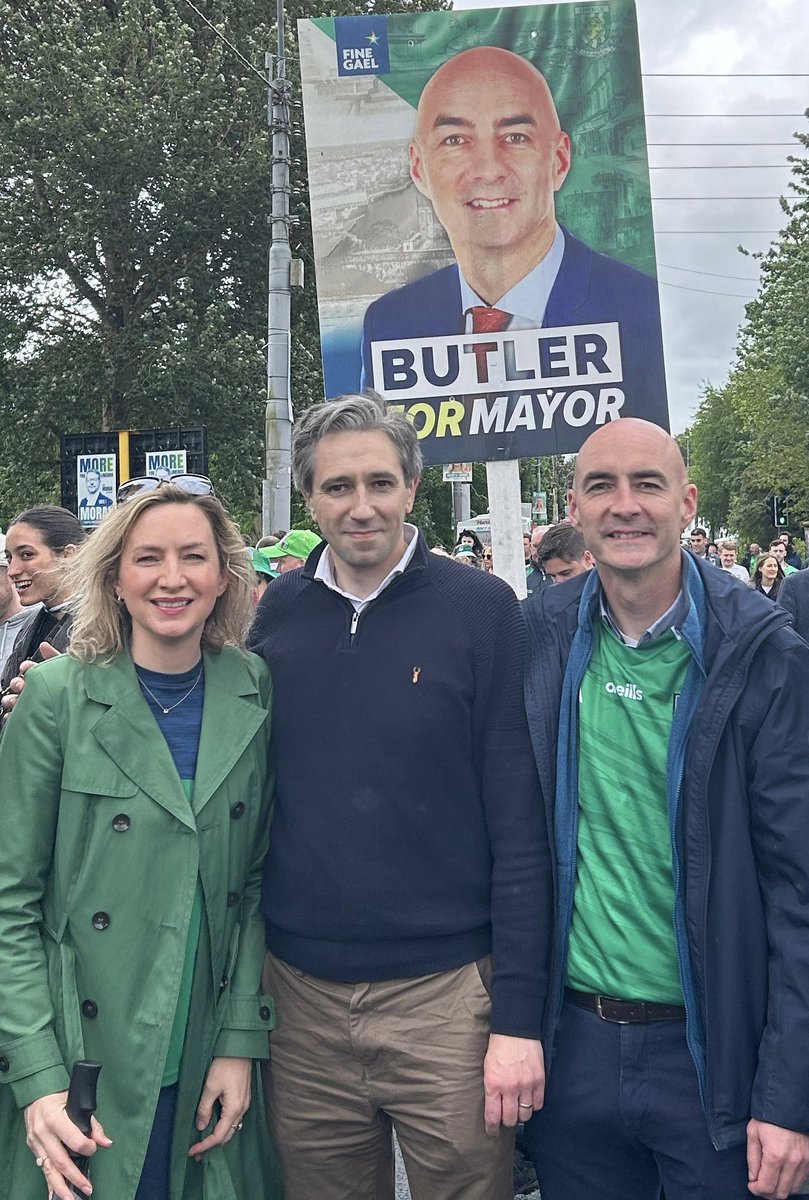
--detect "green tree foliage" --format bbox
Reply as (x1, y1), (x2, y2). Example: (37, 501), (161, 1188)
(687, 123), (809, 545)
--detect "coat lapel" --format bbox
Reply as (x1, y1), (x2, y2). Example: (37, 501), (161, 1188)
(86, 656), (193, 826)
(192, 650), (269, 817)
(83, 650), (268, 824)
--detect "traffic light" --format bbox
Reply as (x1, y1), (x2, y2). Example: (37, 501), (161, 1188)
(769, 495), (789, 527)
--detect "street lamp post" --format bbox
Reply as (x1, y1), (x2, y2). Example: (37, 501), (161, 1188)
(263, 0), (293, 535)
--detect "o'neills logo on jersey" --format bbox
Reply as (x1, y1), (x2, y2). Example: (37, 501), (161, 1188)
(605, 680), (643, 701)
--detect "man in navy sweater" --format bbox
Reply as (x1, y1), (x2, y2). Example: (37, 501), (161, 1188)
(250, 392), (551, 1200)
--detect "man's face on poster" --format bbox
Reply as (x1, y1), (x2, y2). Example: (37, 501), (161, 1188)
(409, 47), (571, 268)
(86, 469), (101, 496)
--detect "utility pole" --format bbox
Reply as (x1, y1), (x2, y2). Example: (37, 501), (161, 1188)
(263, 0), (293, 535)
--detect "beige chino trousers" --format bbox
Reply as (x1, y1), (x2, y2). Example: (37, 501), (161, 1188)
(261, 951), (514, 1200)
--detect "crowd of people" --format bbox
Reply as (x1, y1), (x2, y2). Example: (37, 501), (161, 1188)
(1, 398), (808, 1200)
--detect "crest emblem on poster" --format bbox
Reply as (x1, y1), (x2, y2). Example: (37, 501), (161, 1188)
(575, 5), (616, 57)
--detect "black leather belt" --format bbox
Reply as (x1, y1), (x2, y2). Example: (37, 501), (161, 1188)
(565, 987), (686, 1024)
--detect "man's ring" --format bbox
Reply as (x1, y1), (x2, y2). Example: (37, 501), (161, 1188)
(36, 1155), (50, 1168)
(518, 1102), (532, 1109)
(231, 1122), (244, 1131)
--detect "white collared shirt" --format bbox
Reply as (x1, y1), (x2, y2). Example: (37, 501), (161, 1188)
(459, 224), (566, 332)
(314, 523), (419, 613)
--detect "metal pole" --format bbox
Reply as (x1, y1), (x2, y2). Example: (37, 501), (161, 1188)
(452, 481), (471, 535)
(263, 0), (292, 535)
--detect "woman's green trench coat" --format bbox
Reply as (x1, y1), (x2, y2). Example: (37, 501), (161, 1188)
(0, 648), (283, 1199)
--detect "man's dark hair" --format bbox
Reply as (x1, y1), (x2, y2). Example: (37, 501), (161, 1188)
(292, 391), (422, 496)
(691, 527), (707, 539)
(537, 523), (586, 566)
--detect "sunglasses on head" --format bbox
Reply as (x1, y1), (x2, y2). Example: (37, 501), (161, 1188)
(116, 474), (214, 503)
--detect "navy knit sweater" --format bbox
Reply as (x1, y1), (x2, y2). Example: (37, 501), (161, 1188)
(250, 533), (552, 1039)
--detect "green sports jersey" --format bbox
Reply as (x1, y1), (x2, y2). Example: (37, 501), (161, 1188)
(566, 621), (691, 1003)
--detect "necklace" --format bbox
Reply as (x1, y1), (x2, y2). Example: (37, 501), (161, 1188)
(136, 664), (203, 714)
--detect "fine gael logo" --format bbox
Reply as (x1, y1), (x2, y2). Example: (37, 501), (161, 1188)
(335, 16), (390, 77)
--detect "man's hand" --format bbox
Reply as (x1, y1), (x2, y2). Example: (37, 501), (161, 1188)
(483, 1033), (545, 1135)
(747, 1118), (809, 1198)
(188, 1056), (252, 1160)
(1, 645), (61, 716)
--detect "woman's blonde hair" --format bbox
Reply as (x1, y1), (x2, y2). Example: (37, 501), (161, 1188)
(66, 487), (256, 663)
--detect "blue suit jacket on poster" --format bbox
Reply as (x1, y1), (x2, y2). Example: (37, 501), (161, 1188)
(360, 226), (668, 428)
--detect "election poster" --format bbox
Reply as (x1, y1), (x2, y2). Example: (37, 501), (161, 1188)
(298, 1), (669, 465)
(77, 453), (116, 526)
(145, 450), (187, 481)
(443, 462), (473, 483)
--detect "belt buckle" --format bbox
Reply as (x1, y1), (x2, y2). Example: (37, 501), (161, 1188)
(595, 994), (633, 1024)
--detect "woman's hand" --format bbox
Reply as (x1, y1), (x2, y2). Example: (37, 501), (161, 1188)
(25, 1091), (112, 1200)
(188, 1057), (252, 1160)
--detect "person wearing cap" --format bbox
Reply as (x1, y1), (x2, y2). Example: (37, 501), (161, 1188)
(452, 545), (480, 567)
(261, 529), (322, 574)
(249, 548), (279, 607)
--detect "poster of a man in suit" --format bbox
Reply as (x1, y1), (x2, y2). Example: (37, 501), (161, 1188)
(298, 2), (669, 464)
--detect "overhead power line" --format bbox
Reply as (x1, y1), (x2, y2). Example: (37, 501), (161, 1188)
(648, 142), (798, 147)
(652, 196), (797, 200)
(646, 113), (804, 117)
(642, 72), (809, 78)
(649, 164), (795, 169)
(179, 0), (268, 86)
(659, 280), (754, 297)
(658, 263), (760, 281)
(656, 229), (781, 233)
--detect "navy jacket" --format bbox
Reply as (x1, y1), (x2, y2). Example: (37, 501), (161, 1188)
(361, 226), (669, 455)
(524, 553), (809, 1149)
(250, 534), (552, 1039)
(778, 567), (809, 643)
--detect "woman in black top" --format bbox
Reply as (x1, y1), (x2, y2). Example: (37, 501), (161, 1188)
(752, 552), (785, 600)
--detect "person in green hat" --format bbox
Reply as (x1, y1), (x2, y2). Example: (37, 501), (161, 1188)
(261, 529), (322, 574)
(249, 548), (279, 607)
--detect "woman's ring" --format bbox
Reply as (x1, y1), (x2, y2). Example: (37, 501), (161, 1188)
(35, 1155), (51, 1169)
(231, 1122), (244, 1131)
(518, 1102), (533, 1110)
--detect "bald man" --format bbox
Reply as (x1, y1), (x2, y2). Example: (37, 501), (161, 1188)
(523, 419), (809, 1200)
(360, 47), (667, 427)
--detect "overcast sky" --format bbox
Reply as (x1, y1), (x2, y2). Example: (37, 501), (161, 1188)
(454, 0), (808, 432)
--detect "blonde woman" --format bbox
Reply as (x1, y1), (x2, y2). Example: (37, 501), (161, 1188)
(0, 480), (280, 1200)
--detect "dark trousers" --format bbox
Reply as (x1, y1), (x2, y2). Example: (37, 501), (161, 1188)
(524, 1000), (751, 1200)
(135, 1083), (179, 1200)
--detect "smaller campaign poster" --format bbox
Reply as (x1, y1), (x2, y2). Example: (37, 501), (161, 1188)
(77, 454), (117, 526)
(443, 463), (473, 483)
(146, 450), (187, 481)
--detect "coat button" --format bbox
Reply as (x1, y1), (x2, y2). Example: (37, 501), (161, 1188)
(92, 912), (111, 930)
(0, 1056), (8, 1072)
(219, 974), (229, 993)
(230, 802), (245, 819)
(82, 1000), (98, 1019)
(112, 814), (130, 832)
(259, 1005), (272, 1022)
(226, 891), (240, 907)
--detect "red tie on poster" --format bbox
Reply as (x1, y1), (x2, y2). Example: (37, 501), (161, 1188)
(467, 306), (512, 334)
